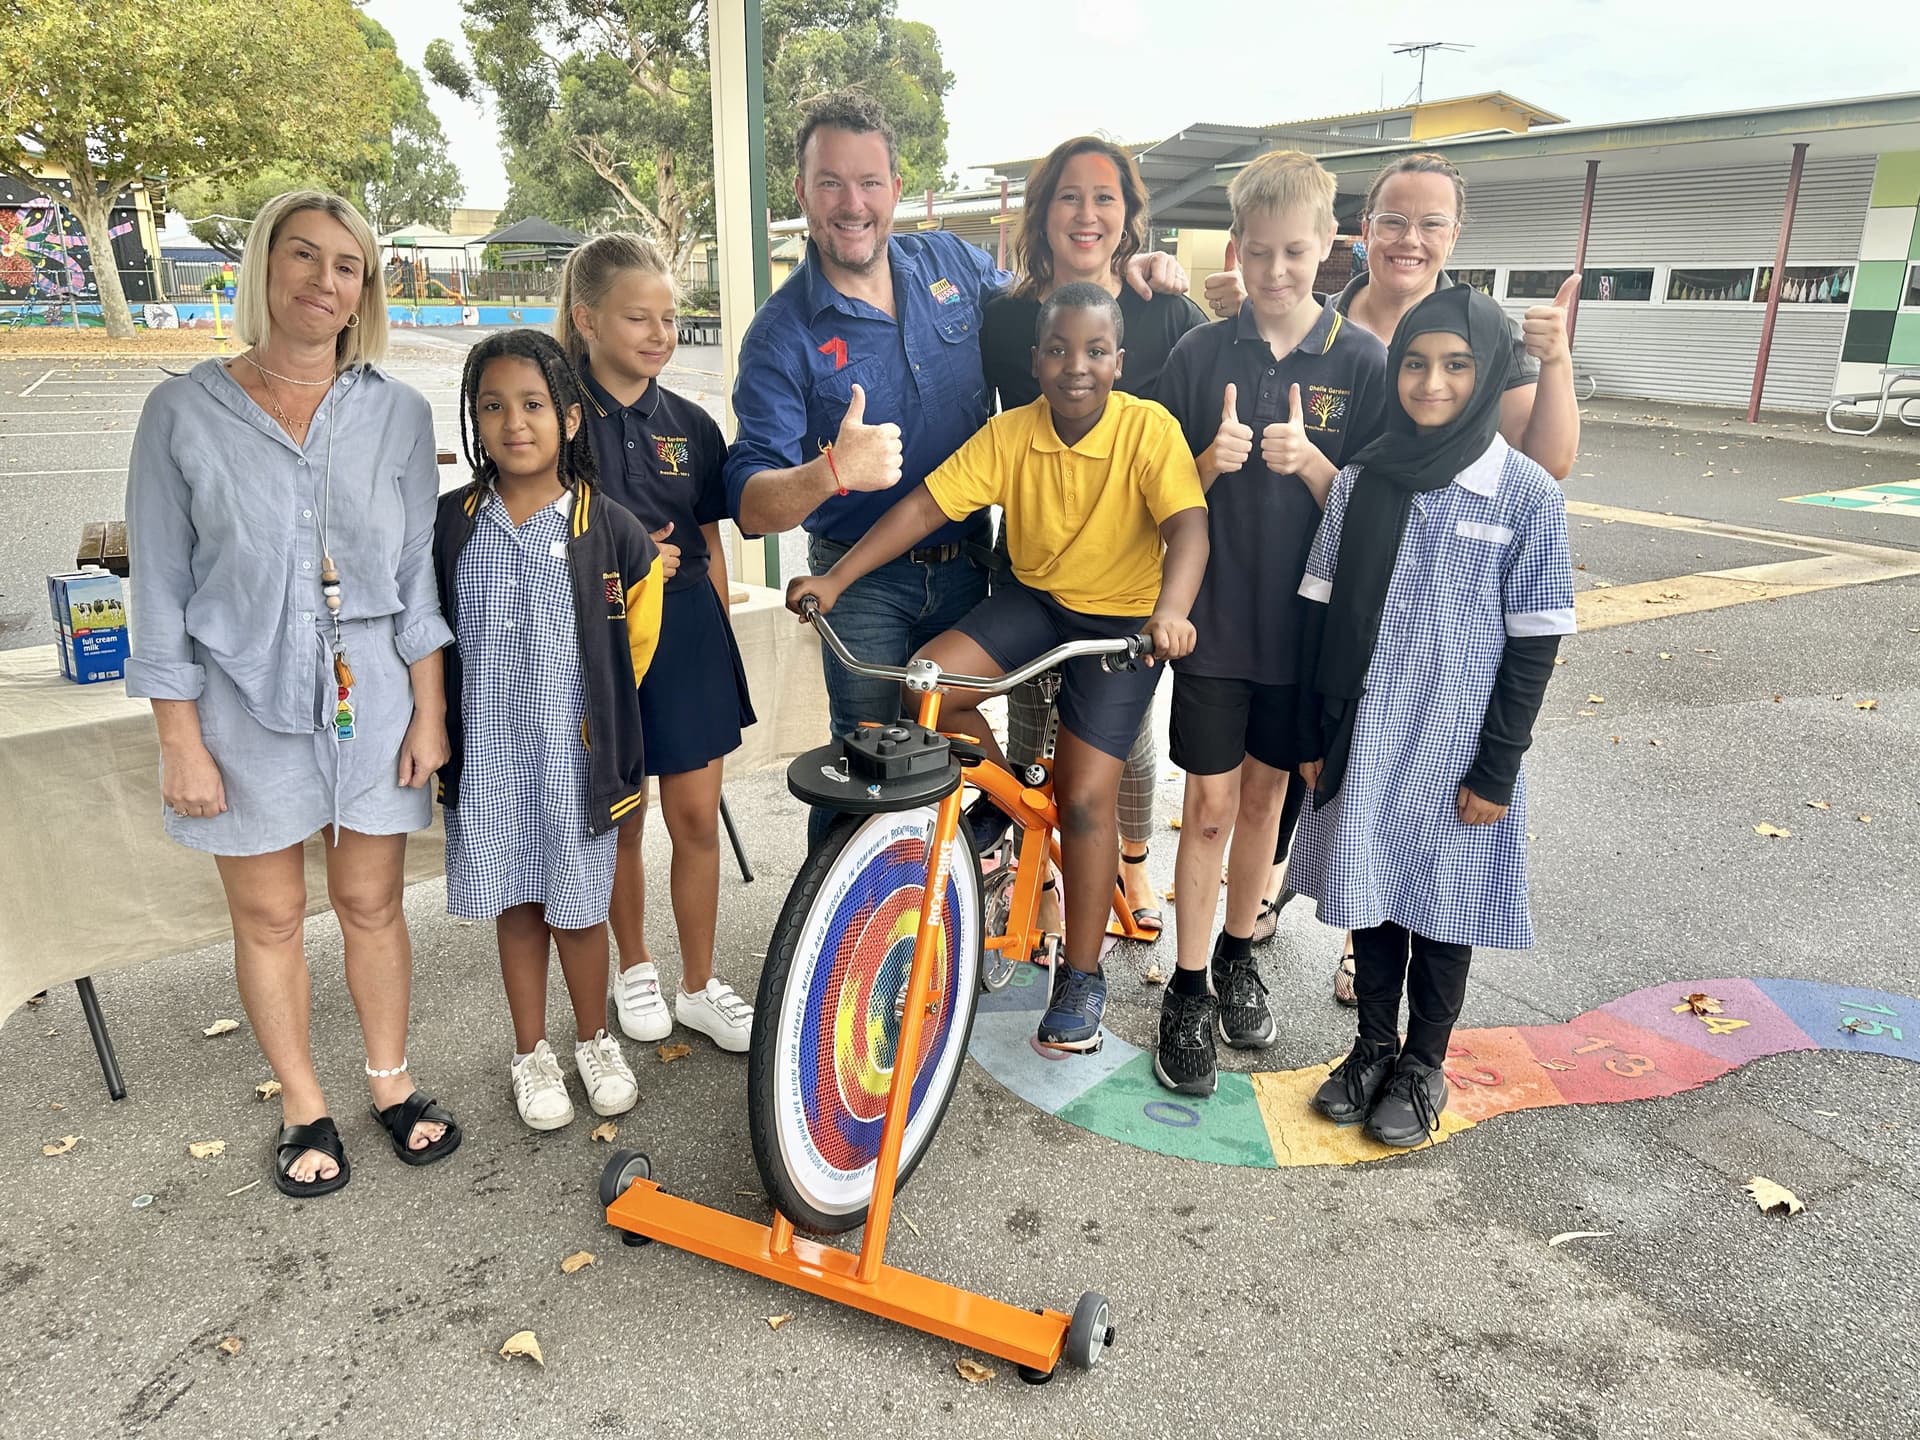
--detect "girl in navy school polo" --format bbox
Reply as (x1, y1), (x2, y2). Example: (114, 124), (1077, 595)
(559, 234), (759, 1058)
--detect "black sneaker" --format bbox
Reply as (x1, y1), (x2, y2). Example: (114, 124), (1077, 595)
(1364, 1058), (1449, 1148)
(1153, 987), (1218, 1096)
(1210, 937), (1276, 1049)
(963, 793), (1009, 856)
(1309, 1039), (1398, 1126)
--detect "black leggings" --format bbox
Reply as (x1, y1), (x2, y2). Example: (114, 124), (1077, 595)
(1272, 769), (1308, 865)
(1348, 921), (1473, 1069)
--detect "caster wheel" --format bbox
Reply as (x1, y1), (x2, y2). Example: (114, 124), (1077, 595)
(1016, 1363), (1054, 1385)
(1065, 1290), (1114, 1369)
(599, 1149), (652, 1209)
(621, 1230), (653, 1247)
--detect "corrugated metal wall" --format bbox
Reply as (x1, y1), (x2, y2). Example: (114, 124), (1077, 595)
(1448, 156), (1875, 408)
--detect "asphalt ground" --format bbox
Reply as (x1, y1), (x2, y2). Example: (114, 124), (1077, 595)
(2, 338), (1918, 1438)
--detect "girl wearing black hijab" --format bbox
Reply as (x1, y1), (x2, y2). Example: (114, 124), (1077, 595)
(1286, 283), (1575, 1148)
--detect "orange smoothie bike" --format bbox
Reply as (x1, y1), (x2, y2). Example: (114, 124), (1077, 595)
(599, 597), (1156, 1380)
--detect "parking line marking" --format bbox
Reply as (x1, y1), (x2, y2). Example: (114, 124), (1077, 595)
(1, 467), (127, 477)
(18, 369), (56, 398)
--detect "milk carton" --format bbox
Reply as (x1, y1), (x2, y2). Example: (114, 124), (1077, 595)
(47, 567), (129, 683)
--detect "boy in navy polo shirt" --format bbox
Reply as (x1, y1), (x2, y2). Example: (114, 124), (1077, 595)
(1154, 150), (1388, 1096)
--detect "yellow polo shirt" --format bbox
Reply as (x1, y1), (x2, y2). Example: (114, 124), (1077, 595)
(924, 392), (1205, 617)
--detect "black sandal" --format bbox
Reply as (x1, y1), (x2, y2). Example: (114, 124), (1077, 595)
(369, 1091), (463, 1167)
(1118, 849), (1164, 937)
(273, 1116), (351, 1198)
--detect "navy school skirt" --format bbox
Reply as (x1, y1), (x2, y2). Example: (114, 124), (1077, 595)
(638, 574), (757, 776)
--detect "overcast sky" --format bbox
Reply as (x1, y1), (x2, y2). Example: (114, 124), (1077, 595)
(362, 0), (1918, 212)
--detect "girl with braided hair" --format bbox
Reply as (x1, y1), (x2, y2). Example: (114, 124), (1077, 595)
(433, 329), (666, 1131)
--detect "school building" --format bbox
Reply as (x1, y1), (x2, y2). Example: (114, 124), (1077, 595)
(775, 90), (1920, 415)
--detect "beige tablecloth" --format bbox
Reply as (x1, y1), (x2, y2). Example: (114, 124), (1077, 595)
(0, 584), (826, 1024)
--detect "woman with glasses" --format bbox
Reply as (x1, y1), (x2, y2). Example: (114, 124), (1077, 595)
(1212, 151), (1581, 1006)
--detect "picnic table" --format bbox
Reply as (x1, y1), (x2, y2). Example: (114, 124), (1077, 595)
(1825, 366), (1920, 436)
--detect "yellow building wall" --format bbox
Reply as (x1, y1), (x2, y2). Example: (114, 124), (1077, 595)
(1409, 98), (1535, 142)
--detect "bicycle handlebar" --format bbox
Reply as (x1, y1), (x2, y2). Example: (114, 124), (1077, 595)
(798, 595), (1153, 696)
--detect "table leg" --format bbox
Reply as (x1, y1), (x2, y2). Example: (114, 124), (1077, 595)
(719, 794), (754, 885)
(74, 976), (127, 1102)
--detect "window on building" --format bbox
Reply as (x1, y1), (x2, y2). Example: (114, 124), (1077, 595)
(1906, 263), (1920, 308)
(1506, 268), (1575, 300)
(1754, 265), (1853, 305)
(1451, 268), (1496, 296)
(1580, 268), (1654, 302)
(1667, 268), (1754, 302)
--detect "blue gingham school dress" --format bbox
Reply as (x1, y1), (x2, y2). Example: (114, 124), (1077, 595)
(1287, 436), (1576, 951)
(444, 492), (617, 928)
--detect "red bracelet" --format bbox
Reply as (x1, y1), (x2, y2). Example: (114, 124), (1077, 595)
(821, 441), (847, 497)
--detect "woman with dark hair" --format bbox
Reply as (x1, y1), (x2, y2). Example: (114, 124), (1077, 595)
(975, 136), (1209, 935)
(125, 189), (459, 1197)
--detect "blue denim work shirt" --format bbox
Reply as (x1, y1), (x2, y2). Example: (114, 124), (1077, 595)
(723, 231), (1010, 545)
(124, 359), (451, 732)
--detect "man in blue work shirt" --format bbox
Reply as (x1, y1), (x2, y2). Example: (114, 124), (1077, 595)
(726, 91), (1187, 844)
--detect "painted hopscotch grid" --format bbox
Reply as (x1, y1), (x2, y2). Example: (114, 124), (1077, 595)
(968, 970), (1917, 1168)
(1784, 480), (1920, 516)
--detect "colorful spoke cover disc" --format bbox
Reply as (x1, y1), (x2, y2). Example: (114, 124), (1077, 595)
(773, 809), (980, 1217)
(968, 975), (1918, 1168)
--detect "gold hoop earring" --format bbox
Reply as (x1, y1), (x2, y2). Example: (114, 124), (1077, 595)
(345, 312), (360, 329)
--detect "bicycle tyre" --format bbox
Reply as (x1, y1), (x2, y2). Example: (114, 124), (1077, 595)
(748, 807), (983, 1235)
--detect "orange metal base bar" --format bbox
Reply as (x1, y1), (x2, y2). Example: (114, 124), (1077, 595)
(605, 1181), (1071, 1372)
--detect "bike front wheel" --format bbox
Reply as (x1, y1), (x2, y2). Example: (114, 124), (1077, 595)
(748, 807), (983, 1234)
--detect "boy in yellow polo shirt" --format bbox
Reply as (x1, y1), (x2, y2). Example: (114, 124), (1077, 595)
(788, 282), (1209, 1050)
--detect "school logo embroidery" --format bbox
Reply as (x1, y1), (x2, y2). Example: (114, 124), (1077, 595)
(604, 572), (626, 620)
(817, 336), (848, 370)
(654, 435), (689, 475)
(1304, 385), (1350, 432)
(929, 277), (962, 306)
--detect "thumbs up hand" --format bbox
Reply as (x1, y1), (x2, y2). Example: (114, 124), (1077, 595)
(829, 383), (904, 494)
(1261, 383), (1314, 477)
(1521, 273), (1580, 369)
(648, 520), (681, 580)
(1209, 383), (1254, 476)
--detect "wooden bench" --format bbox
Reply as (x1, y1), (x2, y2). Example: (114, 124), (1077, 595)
(74, 521), (129, 577)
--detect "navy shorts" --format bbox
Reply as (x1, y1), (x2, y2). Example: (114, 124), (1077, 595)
(638, 577), (757, 776)
(1168, 671), (1305, 776)
(953, 579), (1160, 761)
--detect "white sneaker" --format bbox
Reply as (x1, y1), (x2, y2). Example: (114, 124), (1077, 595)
(612, 961), (673, 1042)
(511, 1040), (574, 1131)
(675, 978), (754, 1054)
(575, 1030), (639, 1116)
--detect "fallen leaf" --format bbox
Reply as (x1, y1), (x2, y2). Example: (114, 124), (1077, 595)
(1574, 562), (1587, 571)
(560, 1251), (595, 1275)
(590, 1121), (618, 1143)
(1591, 580), (1613, 589)
(1163, 884), (1175, 900)
(955, 1357), (995, 1384)
(1675, 992), (1723, 1016)
(657, 1043), (692, 1064)
(1745, 1175), (1804, 1217)
(254, 1080), (282, 1102)
(1141, 966), (1166, 985)
(1649, 739), (1663, 747)
(201, 1019), (240, 1038)
(1587, 694), (1606, 704)
(216, 1336), (244, 1357)
(1857, 814), (1873, 825)
(1855, 699), (1878, 711)
(48, 1101), (64, 1110)
(1577, 709), (1596, 717)
(1552, 656), (1567, 666)
(499, 1330), (544, 1366)
(1165, 817), (1182, 830)
(1657, 652), (1673, 660)
(24, 993), (46, 1007)
(1804, 800), (1831, 811)
(1537, 1059), (1575, 1072)
(1772, 694), (1784, 703)
(1548, 1230), (1614, 1248)
(766, 1313), (793, 1331)
(188, 1140), (227, 1160)
(42, 1134), (80, 1157)
(1753, 823), (1791, 839)
(1609, 735), (1620, 744)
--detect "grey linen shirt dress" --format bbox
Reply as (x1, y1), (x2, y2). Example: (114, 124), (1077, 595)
(124, 359), (453, 856)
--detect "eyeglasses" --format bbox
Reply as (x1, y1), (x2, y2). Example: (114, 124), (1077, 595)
(1368, 213), (1459, 243)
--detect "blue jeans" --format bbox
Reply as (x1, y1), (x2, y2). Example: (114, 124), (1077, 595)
(805, 534), (988, 848)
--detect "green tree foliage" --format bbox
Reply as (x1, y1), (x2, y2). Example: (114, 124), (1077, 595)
(425, 0), (950, 281)
(174, 16), (464, 257)
(0, 0), (388, 336)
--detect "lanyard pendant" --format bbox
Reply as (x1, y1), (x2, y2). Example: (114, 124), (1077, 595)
(332, 647), (357, 742)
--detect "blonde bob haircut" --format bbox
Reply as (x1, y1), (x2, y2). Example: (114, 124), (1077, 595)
(555, 231), (676, 363)
(1227, 150), (1337, 240)
(234, 190), (388, 368)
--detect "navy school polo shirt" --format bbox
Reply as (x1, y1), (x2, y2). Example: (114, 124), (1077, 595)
(1160, 297), (1388, 683)
(1333, 270), (1539, 391)
(722, 231), (1011, 546)
(979, 286), (1210, 411)
(580, 364), (729, 593)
